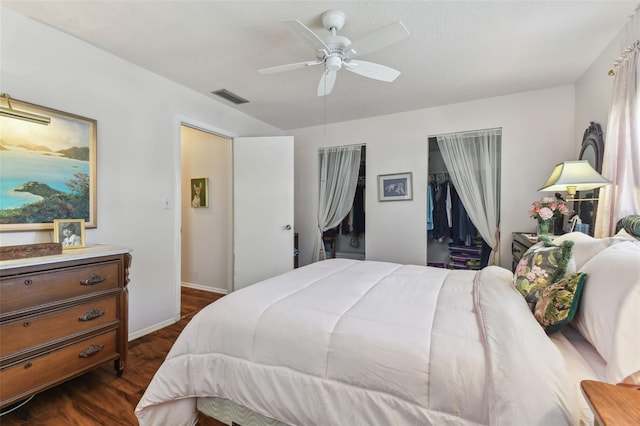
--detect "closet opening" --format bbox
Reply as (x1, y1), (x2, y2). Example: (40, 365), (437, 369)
(321, 145), (366, 260)
(427, 129), (501, 269)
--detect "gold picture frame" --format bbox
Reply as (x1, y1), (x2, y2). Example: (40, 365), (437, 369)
(190, 177), (208, 208)
(0, 98), (97, 232)
(53, 219), (86, 249)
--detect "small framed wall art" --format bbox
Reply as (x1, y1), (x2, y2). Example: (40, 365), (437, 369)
(53, 219), (86, 249)
(378, 172), (413, 201)
(190, 177), (208, 208)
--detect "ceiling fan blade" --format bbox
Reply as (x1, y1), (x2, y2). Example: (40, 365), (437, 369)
(317, 70), (337, 97)
(344, 21), (409, 59)
(258, 60), (323, 74)
(283, 19), (330, 53)
(345, 60), (401, 82)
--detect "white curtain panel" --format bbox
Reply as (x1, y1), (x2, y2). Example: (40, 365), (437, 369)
(437, 129), (501, 265)
(314, 145), (362, 262)
(595, 40), (639, 237)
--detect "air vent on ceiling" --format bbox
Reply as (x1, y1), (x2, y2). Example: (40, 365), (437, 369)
(211, 89), (249, 105)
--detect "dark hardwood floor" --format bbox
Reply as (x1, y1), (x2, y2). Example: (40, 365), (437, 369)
(1, 287), (225, 425)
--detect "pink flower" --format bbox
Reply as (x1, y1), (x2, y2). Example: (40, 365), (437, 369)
(529, 197), (569, 220)
(538, 207), (554, 220)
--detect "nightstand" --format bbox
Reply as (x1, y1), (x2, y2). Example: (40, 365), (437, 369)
(511, 232), (536, 271)
(511, 232), (563, 271)
(581, 380), (640, 425)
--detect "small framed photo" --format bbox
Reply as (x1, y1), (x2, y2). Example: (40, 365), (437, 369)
(53, 219), (86, 249)
(378, 172), (413, 201)
(190, 177), (208, 208)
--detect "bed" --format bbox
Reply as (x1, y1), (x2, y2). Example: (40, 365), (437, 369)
(135, 230), (640, 426)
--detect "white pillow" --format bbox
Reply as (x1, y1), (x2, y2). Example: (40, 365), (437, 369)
(553, 231), (635, 270)
(572, 240), (640, 383)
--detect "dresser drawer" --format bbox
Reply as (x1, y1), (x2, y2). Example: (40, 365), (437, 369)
(0, 261), (121, 314)
(0, 330), (118, 404)
(0, 296), (118, 357)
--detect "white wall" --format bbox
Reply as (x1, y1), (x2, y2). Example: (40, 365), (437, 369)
(292, 86), (576, 270)
(181, 126), (231, 294)
(0, 9), (282, 338)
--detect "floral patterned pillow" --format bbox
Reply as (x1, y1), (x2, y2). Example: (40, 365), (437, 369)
(514, 237), (575, 311)
(534, 272), (587, 333)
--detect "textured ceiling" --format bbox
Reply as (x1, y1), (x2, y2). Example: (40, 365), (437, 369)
(2, 1), (638, 130)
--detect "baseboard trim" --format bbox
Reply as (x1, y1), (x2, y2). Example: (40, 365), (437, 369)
(128, 317), (177, 342)
(128, 284), (227, 341)
(181, 281), (228, 295)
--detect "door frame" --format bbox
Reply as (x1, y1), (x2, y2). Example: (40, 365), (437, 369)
(173, 115), (237, 321)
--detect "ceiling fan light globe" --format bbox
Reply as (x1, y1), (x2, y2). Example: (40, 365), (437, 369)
(326, 56), (342, 71)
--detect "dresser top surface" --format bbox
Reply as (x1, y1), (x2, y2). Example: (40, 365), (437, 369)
(0, 244), (131, 270)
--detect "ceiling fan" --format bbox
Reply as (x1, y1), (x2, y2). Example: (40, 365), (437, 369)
(258, 10), (409, 96)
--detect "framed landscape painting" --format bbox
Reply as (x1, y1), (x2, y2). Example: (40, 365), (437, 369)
(0, 98), (97, 232)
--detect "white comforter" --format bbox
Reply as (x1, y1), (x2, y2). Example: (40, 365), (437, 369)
(135, 260), (579, 425)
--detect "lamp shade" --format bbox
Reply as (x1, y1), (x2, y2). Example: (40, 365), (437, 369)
(538, 160), (611, 196)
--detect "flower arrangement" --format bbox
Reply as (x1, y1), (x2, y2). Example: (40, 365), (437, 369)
(529, 196), (569, 221)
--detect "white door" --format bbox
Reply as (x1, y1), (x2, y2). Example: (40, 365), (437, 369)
(233, 136), (294, 291)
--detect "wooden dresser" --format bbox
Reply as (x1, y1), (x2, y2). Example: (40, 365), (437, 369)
(0, 245), (131, 409)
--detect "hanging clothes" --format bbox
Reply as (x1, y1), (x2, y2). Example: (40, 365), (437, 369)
(432, 181), (451, 240)
(427, 183), (434, 232)
(427, 179), (478, 245)
(352, 184), (365, 237)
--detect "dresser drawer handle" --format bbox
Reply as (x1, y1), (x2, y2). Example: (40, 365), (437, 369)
(80, 274), (106, 285)
(79, 308), (105, 321)
(24, 279), (33, 286)
(79, 344), (104, 358)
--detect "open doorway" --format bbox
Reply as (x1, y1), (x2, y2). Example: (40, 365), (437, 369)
(180, 124), (232, 294)
(322, 145), (366, 260)
(427, 129), (501, 269)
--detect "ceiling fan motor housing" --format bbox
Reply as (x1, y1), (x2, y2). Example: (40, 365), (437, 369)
(322, 10), (346, 32)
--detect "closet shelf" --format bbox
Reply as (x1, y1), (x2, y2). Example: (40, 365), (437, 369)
(447, 240), (482, 270)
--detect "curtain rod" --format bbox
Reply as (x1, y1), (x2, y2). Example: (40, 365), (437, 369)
(317, 143), (364, 152)
(430, 127), (502, 139)
(608, 39), (639, 76)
